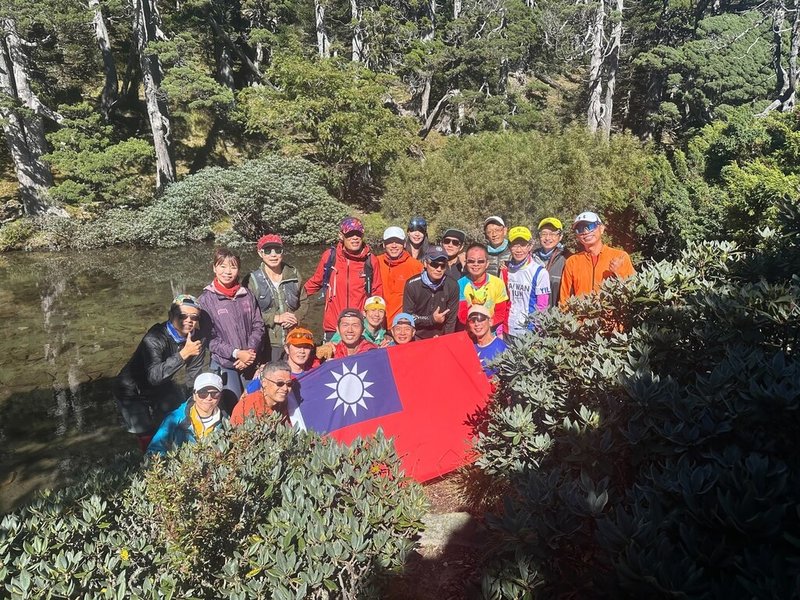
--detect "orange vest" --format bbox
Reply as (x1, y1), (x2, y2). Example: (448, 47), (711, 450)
(559, 245), (635, 304)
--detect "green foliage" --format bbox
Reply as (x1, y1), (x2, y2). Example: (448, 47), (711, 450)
(236, 52), (415, 200)
(29, 156), (348, 249)
(383, 129), (699, 257)
(476, 209), (800, 597)
(0, 217), (35, 251)
(0, 418), (426, 598)
(42, 103), (154, 209)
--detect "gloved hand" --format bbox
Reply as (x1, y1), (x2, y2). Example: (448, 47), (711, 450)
(316, 342), (335, 360)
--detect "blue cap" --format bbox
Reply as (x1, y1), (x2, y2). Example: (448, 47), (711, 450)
(392, 312), (416, 327)
(425, 245), (448, 262)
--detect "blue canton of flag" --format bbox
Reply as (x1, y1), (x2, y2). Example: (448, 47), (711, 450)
(289, 349), (403, 433)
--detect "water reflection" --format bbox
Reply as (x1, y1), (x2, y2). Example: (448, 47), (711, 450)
(0, 244), (324, 512)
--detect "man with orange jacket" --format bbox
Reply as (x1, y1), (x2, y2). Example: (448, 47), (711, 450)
(559, 211), (635, 304)
(377, 226), (423, 323)
(305, 217), (383, 340)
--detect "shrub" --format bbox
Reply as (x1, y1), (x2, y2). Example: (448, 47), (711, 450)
(0, 218), (36, 251)
(382, 129), (699, 258)
(476, 209), (800, 597)
(0, 418), (426, 598)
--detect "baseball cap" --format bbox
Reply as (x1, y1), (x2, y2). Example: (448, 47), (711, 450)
(537, 217), (563, 231)
(340, 217), (365, 234)
(338, 308), (363, 323)
(425, 245), (448, 262)
(172, 294), (200, 310)
(467, 304), (493, 319)
(484, 216), (506, 228)
(383, 226), (406, 241)
(572, 212), (602, 228)
(441, 228), (466, 243)
(193, 372), (223, 392)
(392, 312), (416, 327)
(286, 327), (315, 348)
(257, 234), (283, 250)
(508, 226), (532, 242)
(364, 295), (386, 311)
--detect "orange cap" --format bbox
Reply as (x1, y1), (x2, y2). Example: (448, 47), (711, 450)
(286, 327), (315, 347)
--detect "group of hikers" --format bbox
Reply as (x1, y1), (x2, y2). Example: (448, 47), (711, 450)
(113, 211), (635, 454)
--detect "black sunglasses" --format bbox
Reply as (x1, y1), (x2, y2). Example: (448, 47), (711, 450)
(260, 246), (283, 255)
(180, 313), (200, 322)
(442, 237), (463, 246)
(196, 389), (221, 399)
(264, 378), (294, 388)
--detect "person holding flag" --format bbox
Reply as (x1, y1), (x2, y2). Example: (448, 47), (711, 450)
(230, 361), (293, 426)
(466, 304), (508, 377)
(317, 308), (379, 360)
(402, 245), (460, 339)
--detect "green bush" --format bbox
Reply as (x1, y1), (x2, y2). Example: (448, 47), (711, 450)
(0, 218), (36, 251)
(476, 208), (800, 597)
(0, 417), (426, 598)
(22, 156), (350, 250)
(382, 129), (699, 258)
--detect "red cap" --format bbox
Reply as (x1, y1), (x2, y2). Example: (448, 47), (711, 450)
(257, 234), (283, 250)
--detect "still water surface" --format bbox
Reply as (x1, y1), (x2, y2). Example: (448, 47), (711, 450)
(0, 244), (325, 512)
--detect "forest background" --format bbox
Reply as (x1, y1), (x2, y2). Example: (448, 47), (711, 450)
(1, 0), (799, 254)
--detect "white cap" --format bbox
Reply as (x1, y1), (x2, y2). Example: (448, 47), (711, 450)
(383, 226), (406, 241)
(572, 211), (602, 228)
(193, 372), (223, 392)
(484, 215), (505, 228)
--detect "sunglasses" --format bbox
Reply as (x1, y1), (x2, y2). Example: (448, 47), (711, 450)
(343, 231), (364, 238)
(468, 314), (489, 323)
(574, 222), (600, 235)
(442, 238), (463, 246)
(466, 259), (487, 265)
(429, 261), (448, 269)
(180, 313), (200, 322)
(288, 332), (314, 341)
(260, 246), (283, 255)
(264, 378), (294, 388)
(196, 389), (221, 399)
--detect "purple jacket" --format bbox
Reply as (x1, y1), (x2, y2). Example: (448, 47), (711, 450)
(198, 284), (265, 369)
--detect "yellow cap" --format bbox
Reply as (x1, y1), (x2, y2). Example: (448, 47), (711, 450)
(508, 226), (532, 242)
(364, 295), (386, 311)
(537, 217), (563, 231)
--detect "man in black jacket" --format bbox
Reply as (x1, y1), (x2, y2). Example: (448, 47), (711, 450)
(113, 294), (206, 451)
(402, 245), (460, 339)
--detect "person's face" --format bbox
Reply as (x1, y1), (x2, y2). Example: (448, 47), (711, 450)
(467, 313), (491, 338)
(193, 386), (221, 417)
(510, 239), (531, 262)
(407, 230), (425, 245)
(259, 245), (284, 269)
(341, 231), (364, 252)
(172, 305), (200, 336)
(484, 223), (506, 247)
(538, 227), (562, 251)
(214, 258), (239, 286)
(285, 344), (312, 369)
(261, 370), (293, 406)
(338, 316), (364, 345)
(465, 247), (489, 279)
(365, 308), (385, 328)
(392, 323), (415, 344)
(384, 238), (405, 259)
(425, 258), (448, 281)
(574, 222), (605, 249)
(441, 235), (463, 258)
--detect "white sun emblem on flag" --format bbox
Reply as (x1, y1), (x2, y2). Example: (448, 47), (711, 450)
(325, 362), (375, 417)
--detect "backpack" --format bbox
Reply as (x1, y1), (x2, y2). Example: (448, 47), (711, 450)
(320, 245), (374, 298)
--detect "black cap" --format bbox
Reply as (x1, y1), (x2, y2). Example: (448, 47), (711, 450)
(338, 308), (363, 323)
(441, 228), (466, 243)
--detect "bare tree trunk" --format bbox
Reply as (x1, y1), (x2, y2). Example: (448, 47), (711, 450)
(418, 89), (457, 138)
(351, 0), (364, 62)
(315, 0), (330, 58)
(132, 0), (176, 191)
(89, 0), (119, 120)
(422, 0), (436, 41)
(760, 0), (800, 114)
(600, 0), (622, 137)
(0, 18), (60, 215)
(454, 0), (462, 19)
(213, 37), (235, 91)
(420, 77), (432, 118)
(586, 0), (605, 133)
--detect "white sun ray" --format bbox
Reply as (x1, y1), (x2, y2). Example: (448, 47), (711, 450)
(323, 361), (375, 417)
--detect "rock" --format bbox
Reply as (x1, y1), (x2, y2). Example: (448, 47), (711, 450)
(419, 512), (487, 550)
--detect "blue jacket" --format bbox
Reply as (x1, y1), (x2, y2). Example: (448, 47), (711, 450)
(147, 399), (226, 455)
